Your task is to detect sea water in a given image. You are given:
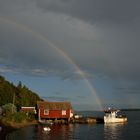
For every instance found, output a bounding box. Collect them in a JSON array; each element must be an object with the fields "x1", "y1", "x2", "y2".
[{"x1": 6, "y1": 111, "x2": 140, "y2": 140}]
